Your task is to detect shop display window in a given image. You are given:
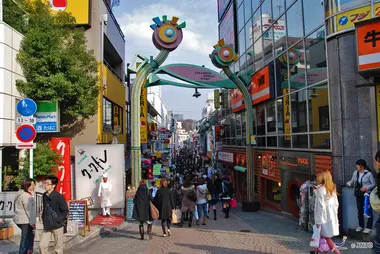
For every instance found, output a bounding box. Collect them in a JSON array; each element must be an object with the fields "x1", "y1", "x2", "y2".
[{"x1": 265, "y1": 179, "x2": 281, "y2": 204}]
